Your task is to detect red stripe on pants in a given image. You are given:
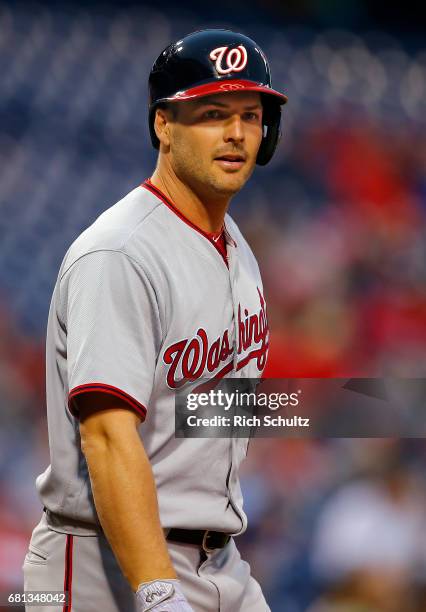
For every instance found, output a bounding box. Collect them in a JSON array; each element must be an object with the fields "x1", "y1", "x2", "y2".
[{"x1": 63, "y1": 534, "x2": 73, "y2": 611}]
